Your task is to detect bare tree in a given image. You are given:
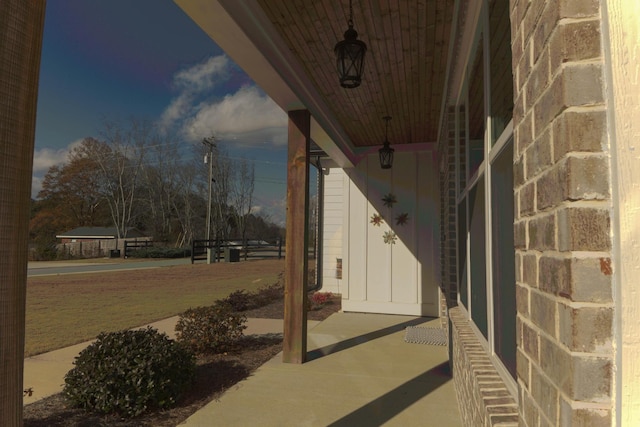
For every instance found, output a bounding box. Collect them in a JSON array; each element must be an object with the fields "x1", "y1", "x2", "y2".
[
  {"x1": 140, "y1": 132, "x2": 182, "y2": 242},
  {"x1": 93, "y1": 119, "x2": 150, "y2": 238},
  {"x1": 172, "y1": 151, "x2": 205, "y2": 247},
  {"x1": 210, "y1": 146, "x2": 232, "y2": 241},
  {"x1": 230, "y1": 158, "x2": 255, "y2": 245}
]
